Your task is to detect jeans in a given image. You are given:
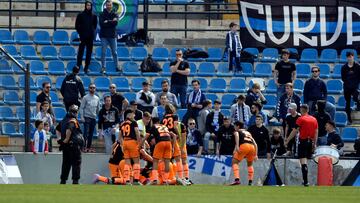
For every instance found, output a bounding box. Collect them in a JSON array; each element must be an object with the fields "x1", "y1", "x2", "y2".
[
  {"x1": 171, "y1": 84, "x2": 188, "y2": 108},
  {"x1": 103, "y1": 128, "x2": 115, "y2": 154},
  {"x1": 228, "y1": 50, "x2": 241, "y2": 72},
  {"x1": 83, "y1": 117, "x2": 96, "y2": 149},
  {"x1": 100, "y1": 37, "x2": 118, "y2": 70},
  {"x1": 76, "y1": 37, "x2": 93, "y2": 70},
  {"x1": 274, "y1": 84, "x2": 286, "y2": 117}
]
